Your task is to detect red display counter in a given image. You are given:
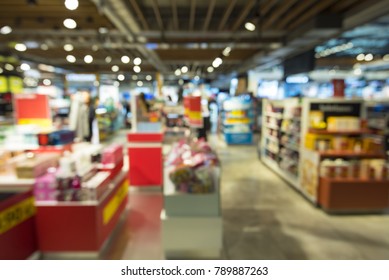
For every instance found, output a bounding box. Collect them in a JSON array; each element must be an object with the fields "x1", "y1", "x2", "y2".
[
  {"x1": 127, "y1": 128, "x2": 163, "y2": 187},
  {"x1": 35, "y1": 171, "x2": 128, "y2": 258},
  {"x1": 0, "y1": 189, "x2": 38, "y2": 260}
]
